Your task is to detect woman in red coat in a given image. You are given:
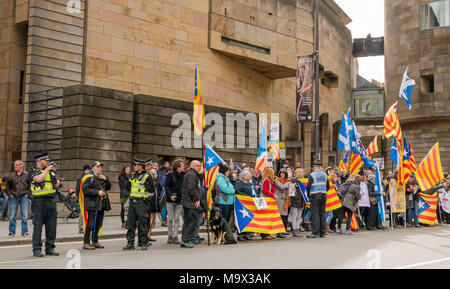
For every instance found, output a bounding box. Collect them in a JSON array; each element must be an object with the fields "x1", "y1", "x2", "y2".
[{"x1": 260, "y1": 168, "x2": 277, "y2": 240}]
